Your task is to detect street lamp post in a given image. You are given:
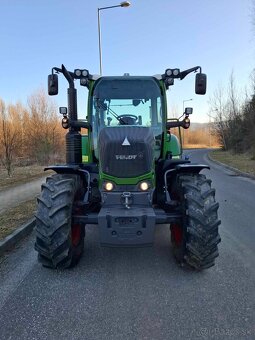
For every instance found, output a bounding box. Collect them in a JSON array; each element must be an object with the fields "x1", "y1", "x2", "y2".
[
  {"x1": 182, "y1": 98, "x2": 193, "y2": 147},
  {"x1": 97, "y1": 1, "x2": 131, "y2": 75}
]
